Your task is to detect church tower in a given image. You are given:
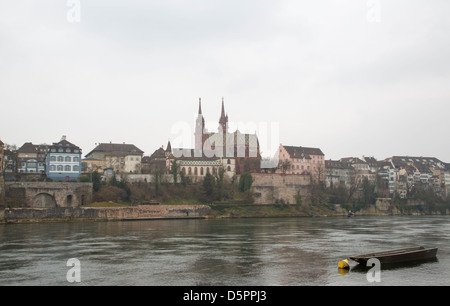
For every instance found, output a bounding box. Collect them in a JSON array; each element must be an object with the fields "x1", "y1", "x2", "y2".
[
  {"x1": 195, "y1": 98, "x2": 205, "y2": 155},
  {"x1": 218, "y1": 97, "x2": 228, "y2": 134}
]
